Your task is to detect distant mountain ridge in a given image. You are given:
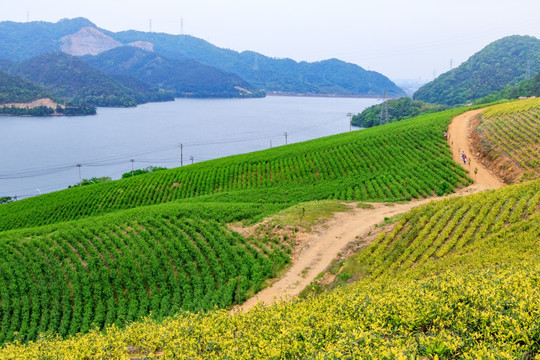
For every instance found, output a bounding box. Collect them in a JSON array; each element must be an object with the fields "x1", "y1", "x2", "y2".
[
  {"x1": 3, "y1": 52, "x2": 173, "y2": 107},
  {"x1": 0, "y1": 18, "x2": 404, "y2": 98},
  {"x1": 414, "y1": 35, "x2": 540, "y2": 105},
  {"x1": 111, "y1": 30, "x2": 405, "y2": 97},
  {"x1": 82, "y1": 46, "x2": 263, "y2": 98}
]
